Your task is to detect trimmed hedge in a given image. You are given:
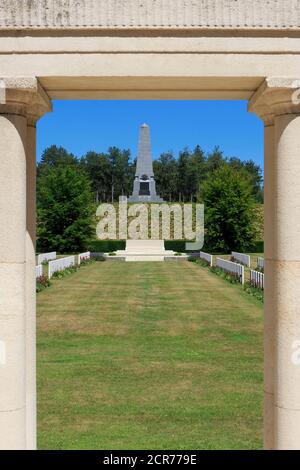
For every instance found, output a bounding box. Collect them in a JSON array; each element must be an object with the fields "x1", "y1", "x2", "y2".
[
  {"x1": 246, "y1": 240, "x2": 264, "y2": 253},
  {"x1": 89, "y1": 239, "x2": 189, "y2": 253},
  {"x1": 88, "y1": 239, "x2": 264, "y2": 254},
  {"x1": 165, "y1": 240, "x2": 188, "y2": 253},
  {"x1": 165, "y1": 240, "x2": 231, "y2": 253},
  {"x1": 88, "y1": 240, "x2": 126, "y2": 252}
]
